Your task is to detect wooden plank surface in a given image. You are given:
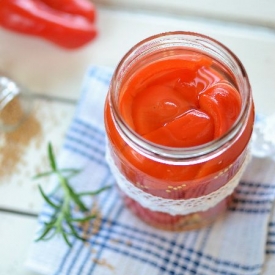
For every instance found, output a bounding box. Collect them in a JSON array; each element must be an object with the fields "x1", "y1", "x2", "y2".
[
  {"x1": 0, "y1": 97, "x2": 75, "y2": 214},
  {"x1": 94, "y1": 0, "x2": 275, "y2": 27},
  {"x1": 0, "y1": 212, "x2": 39, "y2": 275}
]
